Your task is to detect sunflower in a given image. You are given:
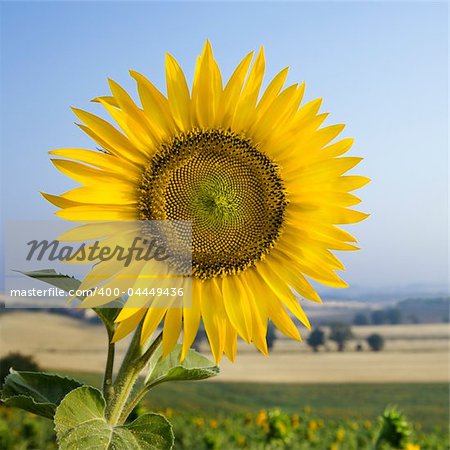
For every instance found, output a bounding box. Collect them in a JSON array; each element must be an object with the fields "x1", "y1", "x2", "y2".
[{"x1": 43, "y1": 41, "x2": 369, "y2": 363}]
